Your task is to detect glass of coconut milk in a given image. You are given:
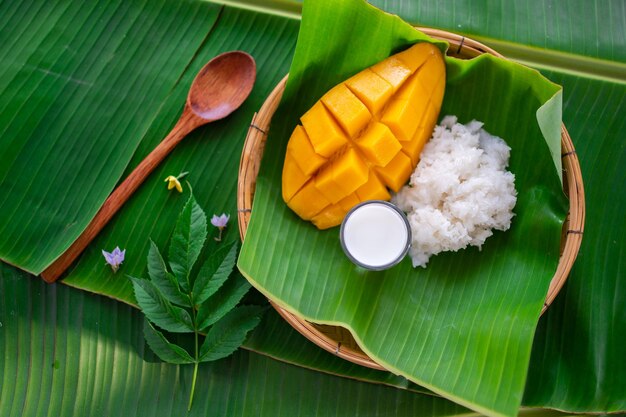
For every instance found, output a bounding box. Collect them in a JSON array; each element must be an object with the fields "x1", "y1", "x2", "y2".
[{"x1": 340, "y1": 200, "x2": 411, "y2": 270}]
